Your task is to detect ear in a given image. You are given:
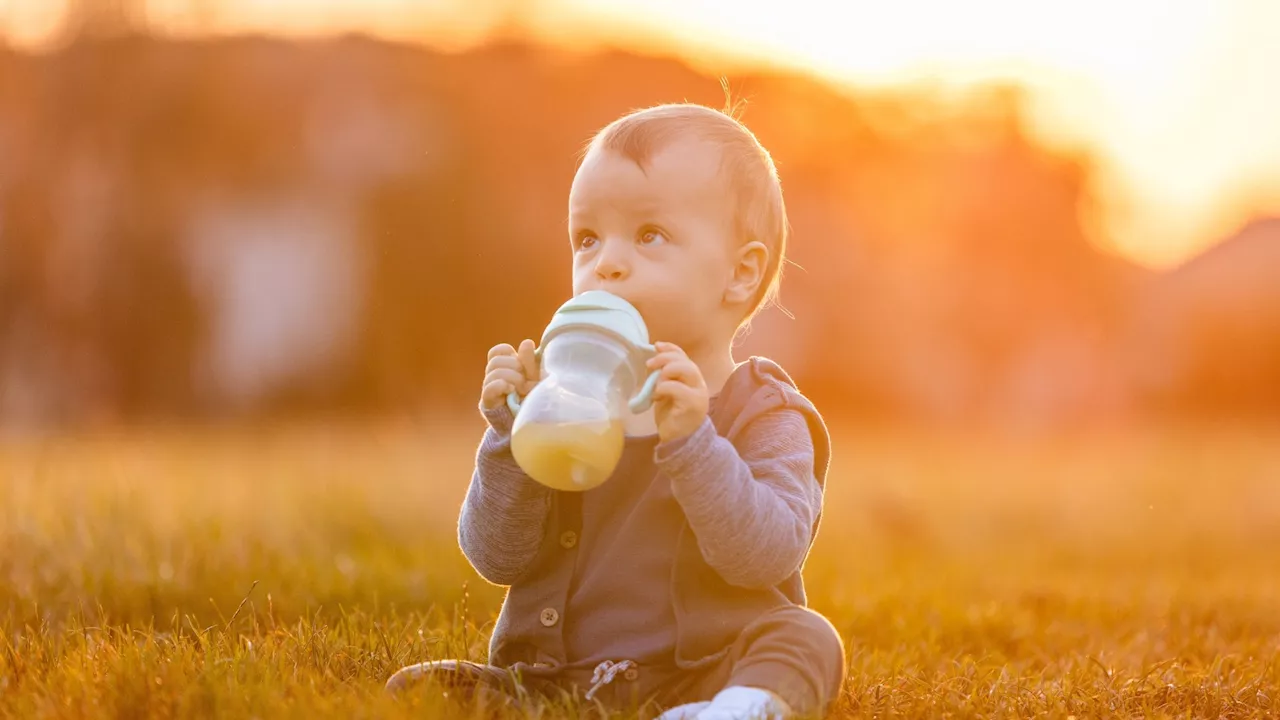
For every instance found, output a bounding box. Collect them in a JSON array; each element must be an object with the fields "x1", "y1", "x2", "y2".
[{"x1": 723, "y1": 240, "x2": 769, "y2": 306}]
